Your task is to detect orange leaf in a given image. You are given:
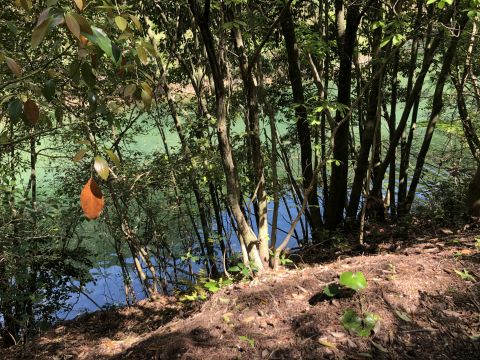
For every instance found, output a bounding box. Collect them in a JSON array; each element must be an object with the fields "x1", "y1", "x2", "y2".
[
  {"x1": 24, "y1": 99, "x2": 39, "y2": 126},
  {"x1": 80, "y1": 177, "x2": 104, "y2": 220}
]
